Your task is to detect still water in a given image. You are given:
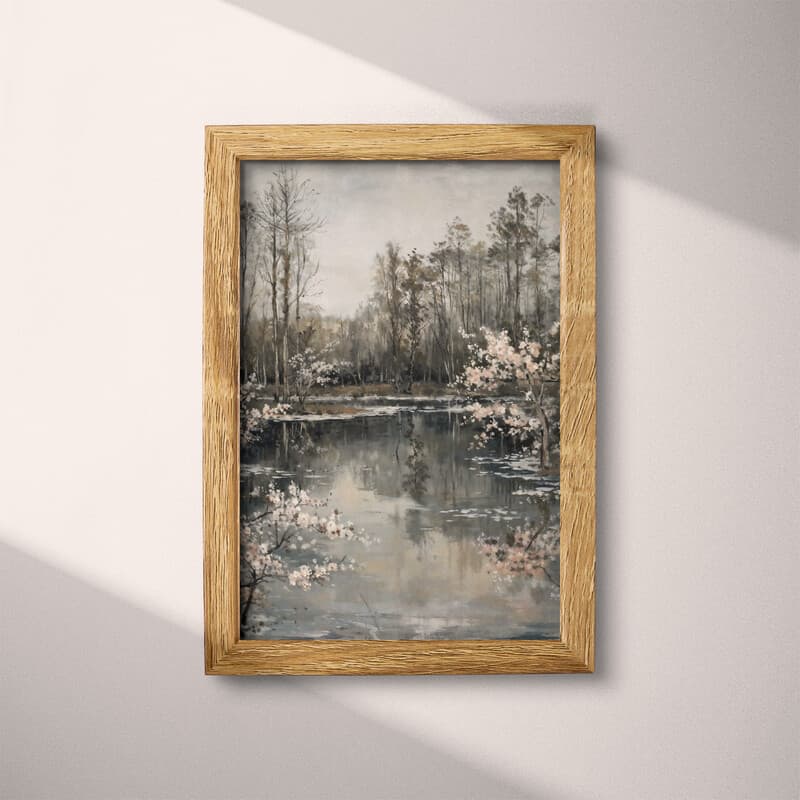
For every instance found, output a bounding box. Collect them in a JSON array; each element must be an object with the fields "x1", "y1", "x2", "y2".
[{"x1": 240, "y1": 398, "x2": 559, "y2": 640}]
